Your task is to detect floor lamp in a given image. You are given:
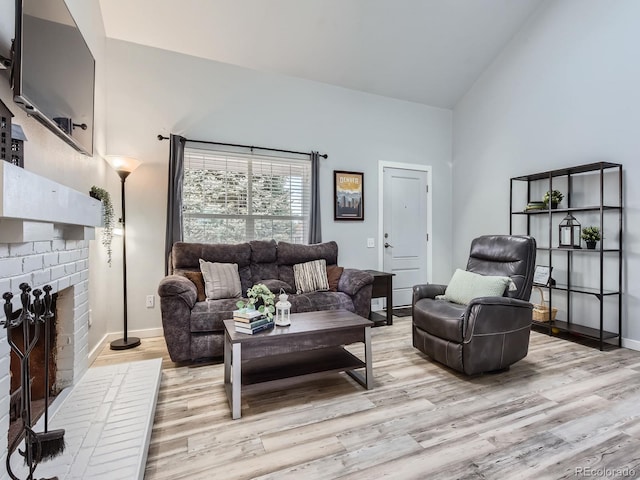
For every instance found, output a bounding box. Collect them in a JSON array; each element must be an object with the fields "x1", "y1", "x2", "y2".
[{"x1": 105, "y1": 155, "x2": 142, "y2": 350}]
